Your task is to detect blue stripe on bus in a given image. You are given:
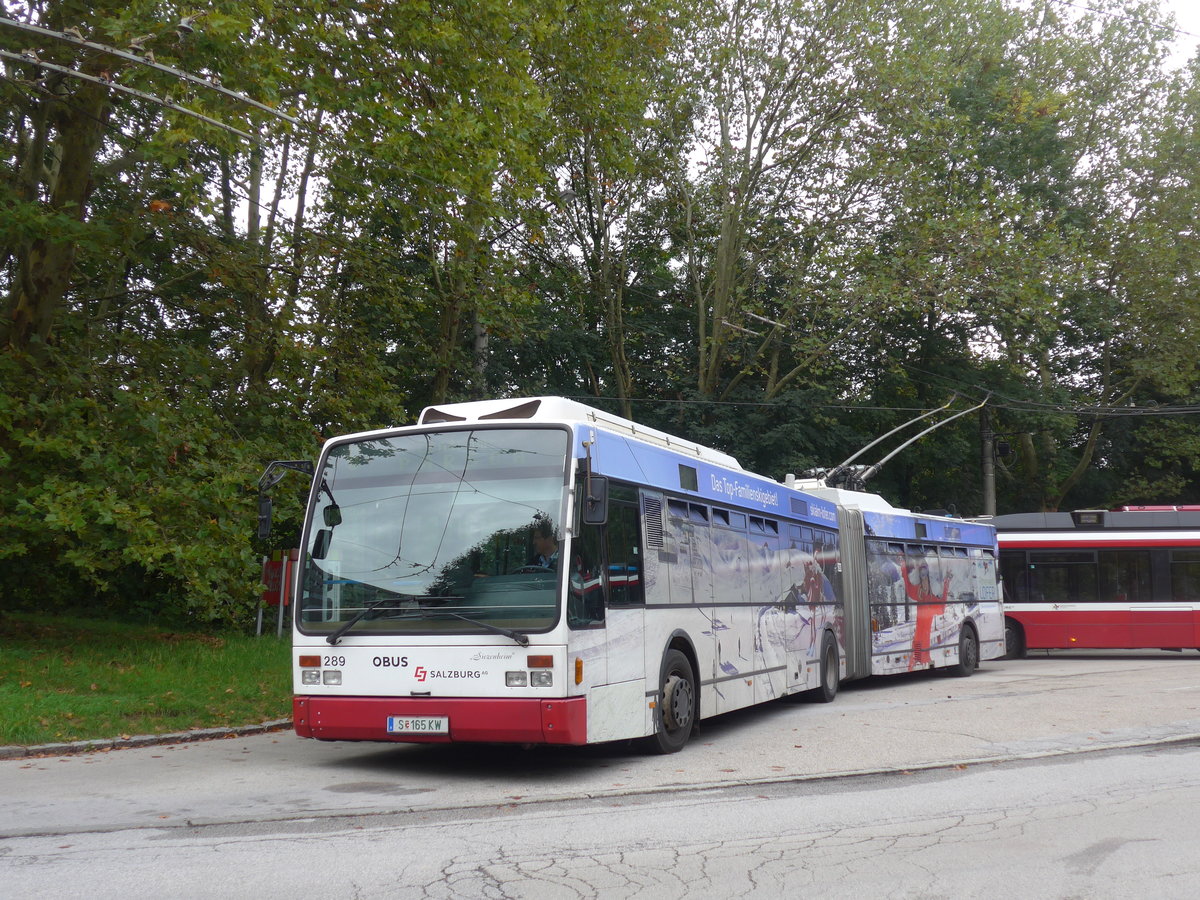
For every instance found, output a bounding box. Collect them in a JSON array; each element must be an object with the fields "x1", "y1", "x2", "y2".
[{"x1": 582, "y1": 429, "x2": 839, "y2": 527}]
